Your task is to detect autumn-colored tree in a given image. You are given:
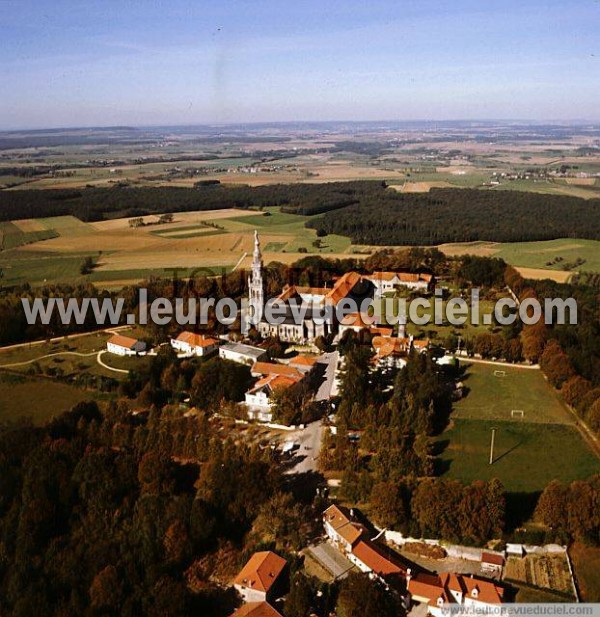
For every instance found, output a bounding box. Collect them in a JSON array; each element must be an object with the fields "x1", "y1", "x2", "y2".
[
  {"x1": 540, "y1": 340, "x2": 576, "y2": 388},
  {"x1": 89, "y1": 565, "x2": 123, "y2": 612},
  {"x1": 251, "y1": 492, "x2": 305, "y2": 551},
  {"x1": 486, "y1": 478, "x2": 506, "y2": 536},
  {"x1": 164, "y1": 520, "x2": 191, "y2": 565},
  {"x1": 137, "y1": 451, "x2": 172, "y2": 494},
  {"x1": 503, "y1": 338, "x2": 523, "y2": 363},
  {"x1": 520, "y1": 322, "x2": 548, "y2": 363},
  {"x1": 562, "y1": 376, "x2": 592, "y2": 409},
  {"x1": 535, "y1": 479, "x2": 569, "y2": 530},
  {"x1": 370, "y1": 481, "x2": 409, "y2": 530},
  {"x1": 568, "y1": 479, "x2": 600, "y2": 544},
  {"x1": 585, "y1": 398, "x2": 600, "y2": 433}
]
